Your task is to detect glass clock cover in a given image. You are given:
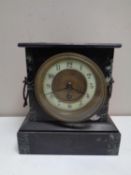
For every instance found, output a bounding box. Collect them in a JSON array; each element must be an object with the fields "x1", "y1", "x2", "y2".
[{"x1": 35, "y1": 52, "x2": 107, "y2": 122}]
